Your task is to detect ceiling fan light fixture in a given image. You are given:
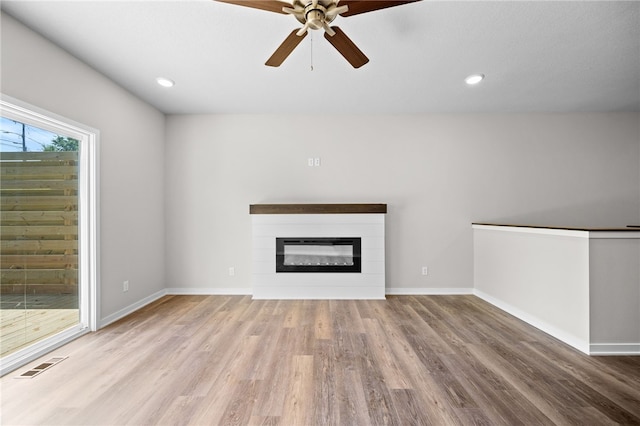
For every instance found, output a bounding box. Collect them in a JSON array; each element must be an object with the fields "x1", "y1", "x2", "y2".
[
  {"x1": 216, "y1": 0, "x2": 422, "y2": 68},
  {"x1": 156, "y1": 77, "x2": 175, "y2": 88},
  {"x1": 465, "y1": 74, "x2": 485, "y2": 85}
]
